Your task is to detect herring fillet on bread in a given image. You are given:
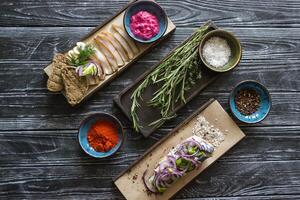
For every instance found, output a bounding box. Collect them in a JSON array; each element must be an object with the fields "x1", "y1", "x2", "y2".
[{"x1": 143, "y1": 136, "x2": 214, "y2": 194}]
